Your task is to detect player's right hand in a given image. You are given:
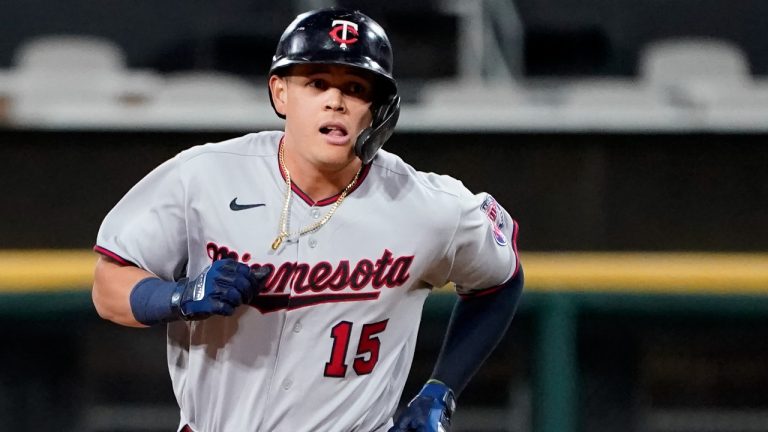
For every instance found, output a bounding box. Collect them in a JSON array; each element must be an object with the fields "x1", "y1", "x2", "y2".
[{"x1": 173, "y1": 259, "x2": 271, "y2": 320}]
